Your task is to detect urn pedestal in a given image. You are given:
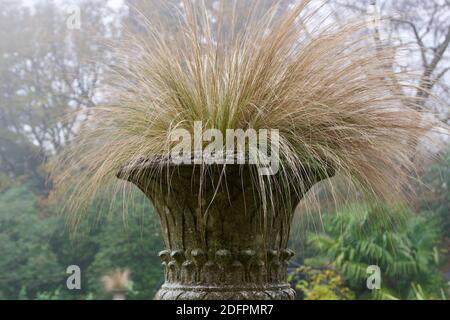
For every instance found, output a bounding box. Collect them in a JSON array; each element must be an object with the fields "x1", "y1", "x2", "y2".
[{"x1": 118, "y1": 159, "x2": 328, "y2": 300}]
